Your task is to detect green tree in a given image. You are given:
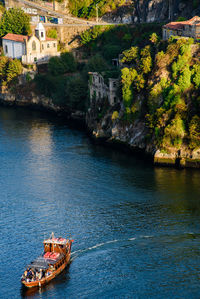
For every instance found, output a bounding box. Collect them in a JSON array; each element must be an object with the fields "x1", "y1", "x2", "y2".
[
  {"x1": 0, "y1": 8, "x2": 31, "y2": 37},
  {"x1": 48, "y1": 56, "x2": 65, "y2": 76},
  {"x1": 189, "y1": 115, "x2": 200, "y2": 148},
  {"x1": 60, "y1": 52, "x2": 77, "y2": 73},
  {"x1": 121, "y1": 67, "x2": 137, "y2": 107},
  {"x1": 6, "y1": 59, "x2": 22, "y2": 83},
  {"x1": 163, "y1": 115, "x2": 185, "y2": 147},
  {"x1": 120, "y1": 46, "x2": 139, "y2": 64},
  {"x1": 140, "y1": 45, "x2": 152, "y2": 74},
  {"x1": 66, "y1": 75, "x2": 88, "y2": 110},
  {"x1": 86, "y1": 54, "x2": 109, "y2": 72},
  {"x1": 47, "y1": 29, "x2": 58, "y2": 39},
  {"x1": 0, "y1": 56, "x2": 8, "y2": 81}
]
